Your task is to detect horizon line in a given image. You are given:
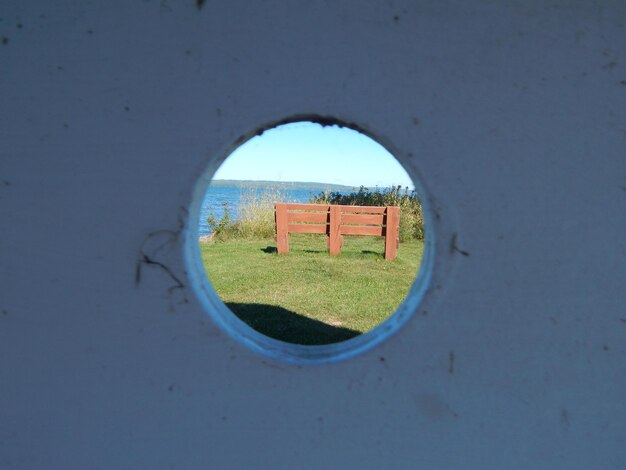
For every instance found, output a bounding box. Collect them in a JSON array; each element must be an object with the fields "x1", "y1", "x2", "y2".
[{"x1": 211, "y1": 178, "x2": 415, "y2": 189}]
